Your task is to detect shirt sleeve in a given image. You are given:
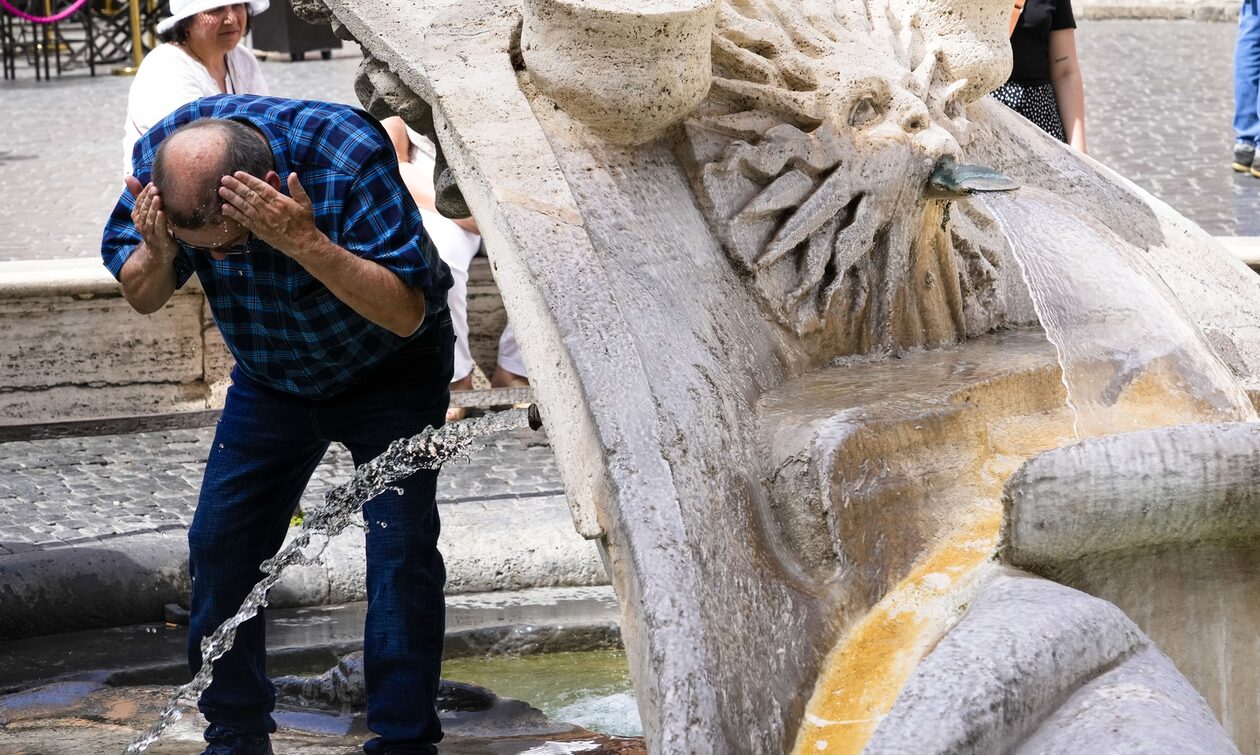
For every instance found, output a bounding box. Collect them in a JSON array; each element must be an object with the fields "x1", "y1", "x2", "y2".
[
  {"x1": 336, "y1": 150, "x2": 442, "y2": 295},
  {"x1": 1051, "y1": 0, "x2": 1076, "y2": 30}
]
